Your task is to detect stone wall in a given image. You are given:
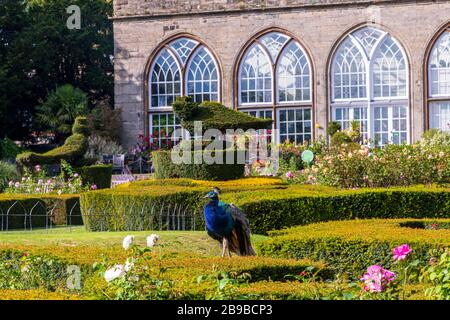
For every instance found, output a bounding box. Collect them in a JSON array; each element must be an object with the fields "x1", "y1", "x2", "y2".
[
  {"x1": 113, "y1": 0, "x2": 450, "y2": 148},
  {"x1": 113, "y1": 0, "x2": 412, "y2": 18}
]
